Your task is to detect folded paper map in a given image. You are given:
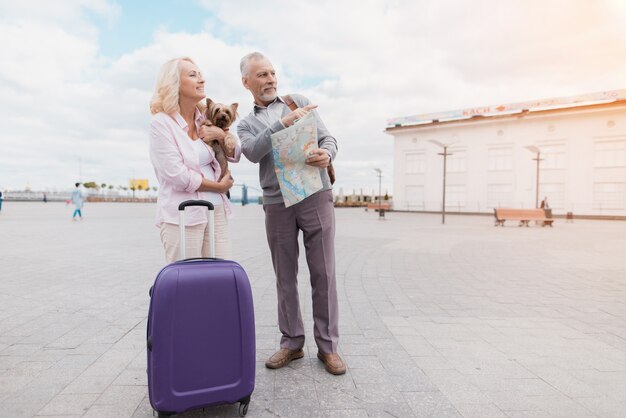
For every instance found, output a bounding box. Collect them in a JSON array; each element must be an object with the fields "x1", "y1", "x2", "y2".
[{"x1": 270, "y1": 113, "x2": 323, "y2": 207}]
